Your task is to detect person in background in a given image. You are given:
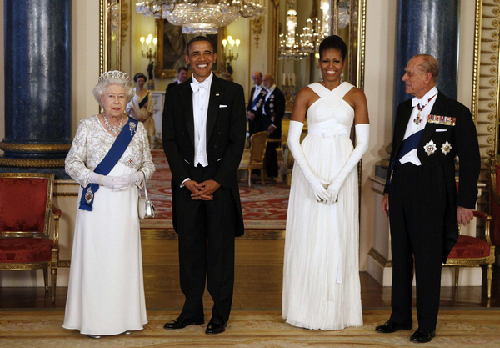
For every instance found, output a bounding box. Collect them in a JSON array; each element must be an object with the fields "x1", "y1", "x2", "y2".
[
  {"x1": 246, "y1": 71, "x2": 266, "y2": 136},
  {"x1": 63, "y1": 70, "x2": 155, "y2": 338},
  {"x1": 167, "y1": 67, "x2": 188, "y2": 91},
  {"x1": 127, "y1": 73, "x2": 156, "y2": 147},
  {"x1": 261, "y1": 73, "x2": 285, "y2": 181}
]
